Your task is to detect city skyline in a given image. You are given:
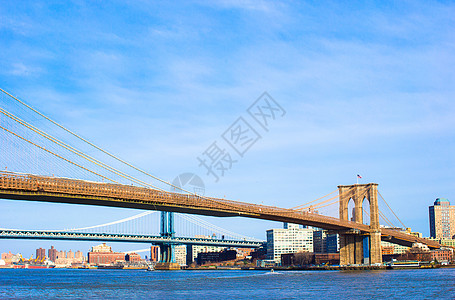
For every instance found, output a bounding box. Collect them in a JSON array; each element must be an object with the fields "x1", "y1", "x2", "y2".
[{"x1": 1, "y1": 1, "x2": 454, "y2": 256}]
